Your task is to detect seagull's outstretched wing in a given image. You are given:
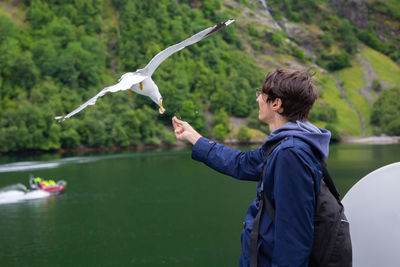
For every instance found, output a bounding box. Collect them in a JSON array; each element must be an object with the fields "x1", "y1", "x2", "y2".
[
  {"x1": 55, "y1": 73, "x2": 147, "y2": 121},
  {"x1": 144, "y1": 19, "x2": 235, "y2": 76}
]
